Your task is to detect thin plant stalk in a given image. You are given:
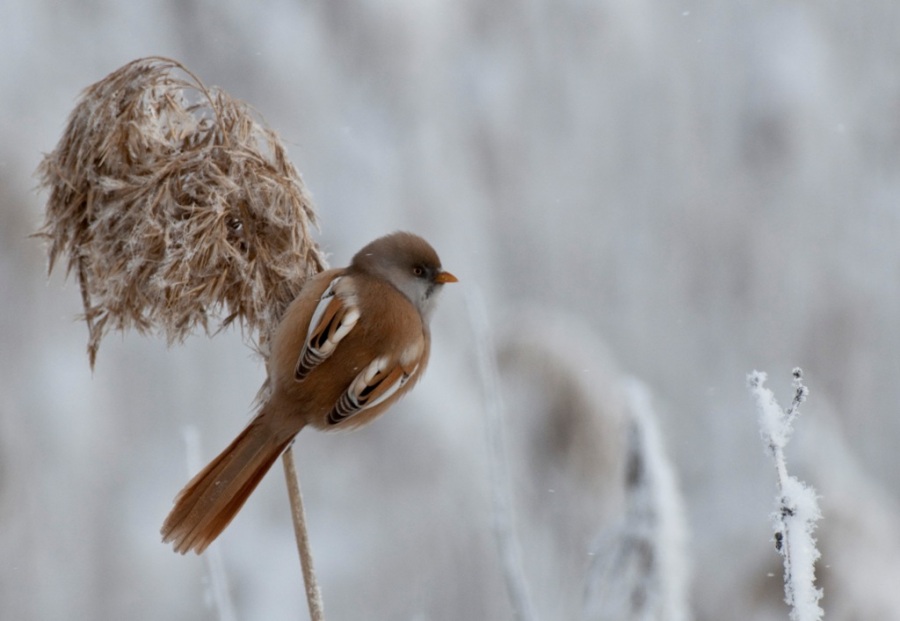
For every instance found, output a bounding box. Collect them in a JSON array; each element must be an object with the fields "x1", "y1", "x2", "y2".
[
  {"x1": 282, "y1": 447, "x2": 326, "y2": 621},
  {"x1": 182, "y1": 426, "x2": 238, "y2": 621},
  {"x1": 466, "y1": 289, "x2": 537, "y2": 621}
]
